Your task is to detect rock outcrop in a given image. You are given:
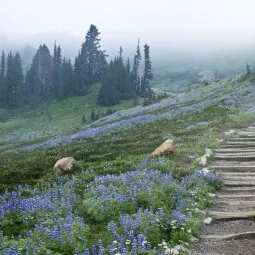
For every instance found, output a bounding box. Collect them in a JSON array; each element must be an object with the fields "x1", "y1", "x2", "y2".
[
  {"x1": 54, "y1": 157, "x2": 76, "y2": 174},
  {"x1": 151, "y1": 139, "x2": 177, "y2": 157}
]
